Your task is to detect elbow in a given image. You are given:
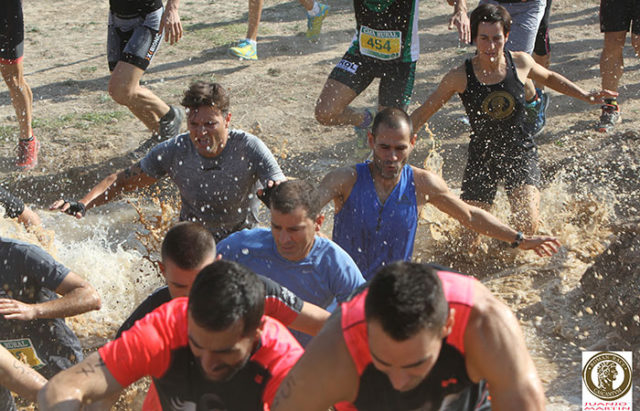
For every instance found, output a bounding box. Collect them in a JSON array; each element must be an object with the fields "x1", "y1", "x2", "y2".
[{"x1": 38, "y1": 379, "x2": 84, "y2": 410}]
